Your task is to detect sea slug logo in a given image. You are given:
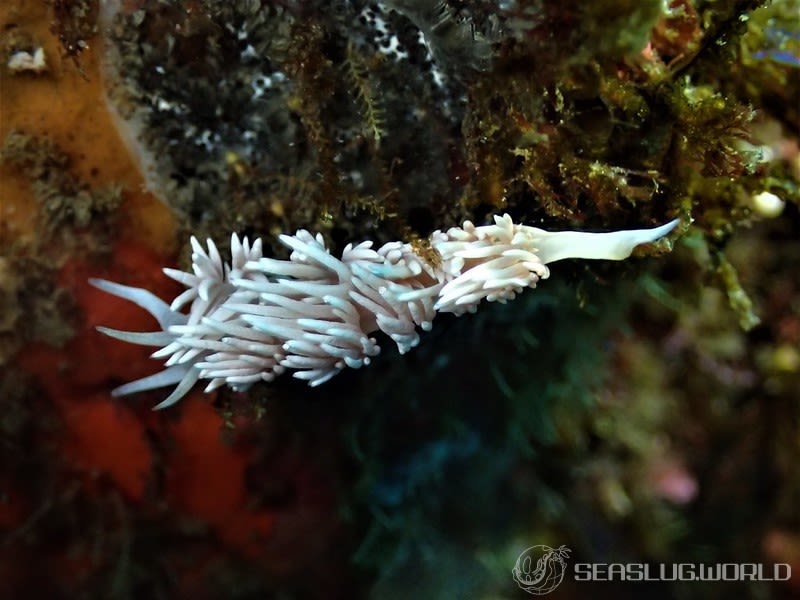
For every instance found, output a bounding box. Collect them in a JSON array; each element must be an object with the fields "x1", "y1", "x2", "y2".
[
  {"x1": 512, "y1": 544, "x2": 571, "y2": 595},
  {"x1": 511, "y1": 543, "x2": 792, "y2": 593}
]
